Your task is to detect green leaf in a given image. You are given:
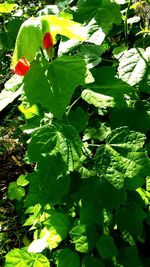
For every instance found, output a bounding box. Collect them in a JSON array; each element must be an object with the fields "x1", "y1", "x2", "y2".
[
  {"x1": 27, "y1": 123, "x2": 83, "y2": 171},
  {"x1": 24, "y1": 56, "x2": 93, "y2": 118},
  {"x1": 8, "y1": 182, "x2": 25, "y2": 202},
  {"x1": 99, "y1": 180, "x2": 127, "y2": 210},
  {"x1": 40, "y1": 210, "x2": 70, "y2": 250},
  {"x1": 119, "y1": 247, "x2": 141, "y2": 267},
  {"x1": 78, "y1": 44, "x2": 103, "y2": 68},
  {"x1": 4, "y1": 248, "x2": 50, "y2": 267},
  {"x1": 11, "y1": 17, "x2": 42, "y2": 69},
  {"x1": 95, "y1": 127, "x2": 150, "y2": 190},
  {"x1": 5, "y1": 17, "x2": 24, "y2": 48},
  {"x1": 116, "y1": 203, "x2": 146, "y2": 236},
  {"x1": 82, "y1": 254, "x2": 105, "y2": 267},
  {"x1": 82, "y1": 67, "x2": 137, "y2": 109},
  {"x1": 109, "y1": 101, "x2": 150, "y2": 134},
  {"x1": 76, "y1": 0, "x2": 121, "y2": 34},
  {"x1": 68, "y1": 107, "x2": 88, "y2": 133},
  {"x1": 25, "y1": 155, "x2": 70, "y2": 206},
  {"x1": 55, "y1": 248, "x2": 80, "y2": 267},
  {"x1": 97, "y1": 235, "x2": 118, "y2": 259},
  {"x1": 118, "y1": 47, "x2": 150, "y2": 86},
  {"x1": 80, "y1": 178, "x2": 104, "y2": 225},
  {"x1": 17, "y1": 174, "x2": 29, "y2": 187},
  {"x1": 0, "y1": 2, "x2": 16, "y2": 13},
  {"x1": 70, "y1": 222, "x2": 98, "y2": 253}
]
